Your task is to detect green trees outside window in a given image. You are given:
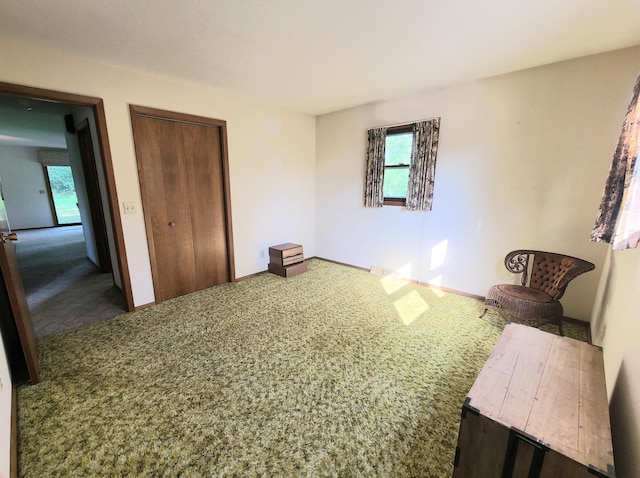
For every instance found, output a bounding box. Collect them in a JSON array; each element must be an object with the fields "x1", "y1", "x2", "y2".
[
  {"x1": 45, "y1": 165, "x2": 81, "y2": 224},
  {"x1": 383, "y1": 131, "x2": 412, "y2": 201}
]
